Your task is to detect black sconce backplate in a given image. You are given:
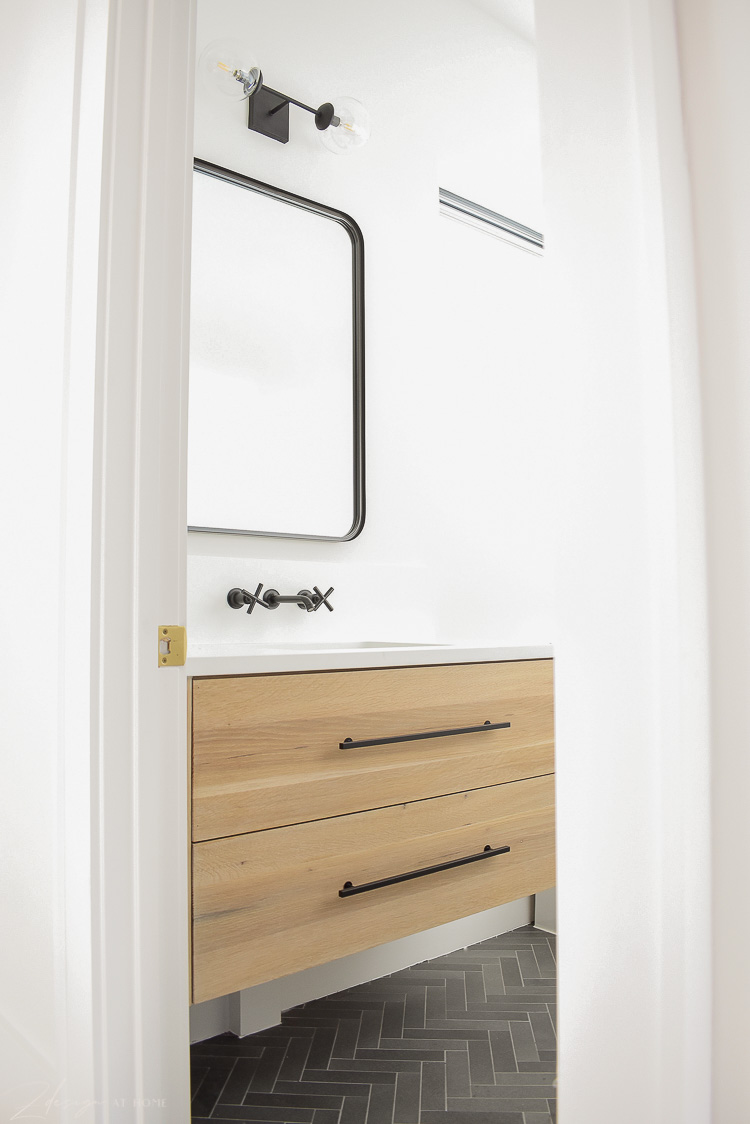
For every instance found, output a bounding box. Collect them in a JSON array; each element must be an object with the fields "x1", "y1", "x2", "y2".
[{"x1": 247, "y1": 86, "x2": 290, "y2": 143}]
